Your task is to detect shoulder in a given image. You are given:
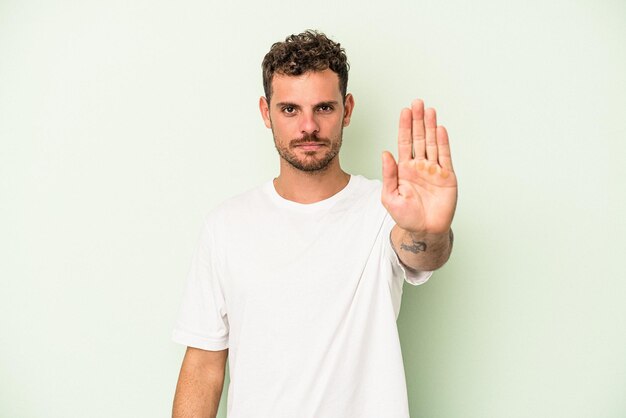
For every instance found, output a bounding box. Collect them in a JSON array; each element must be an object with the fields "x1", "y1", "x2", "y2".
[
  {"x1": 202, "y1": 180, "x2": 272, "y2": 228},
  {"x1": 354, "y1": 174, "x2": 382, "y2": 192},
  {"x1": 347, "y1": 174, "x2": 383, "y2": 204},
  {"x1": 328, "y1": 175, "x2": 387, "y2": 222}
]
